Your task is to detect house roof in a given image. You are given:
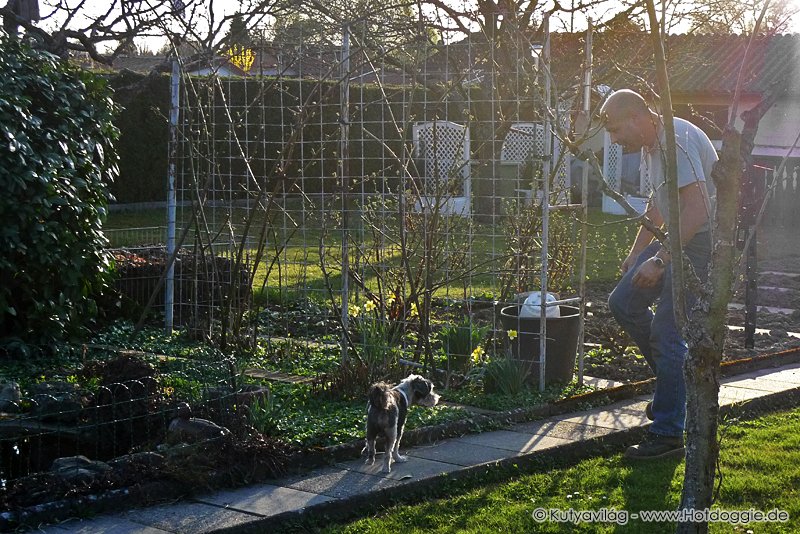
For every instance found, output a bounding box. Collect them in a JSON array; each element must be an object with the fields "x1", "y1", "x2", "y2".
[
  {"x1": 432, "y1": 31, "x2": 800, "y2": 98},
  {"x1": 570, "y1": 31, "x2": 800, "y2": 99},
  {"x1": 111, "y1": 56, "x2": 171, "y2": 74},
  {"x1": 96, "y1": 46, "x2": 409, "y2": 84},
  {"x1": 584, "y1": 32, "x2": 800, "y2": 98}
]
